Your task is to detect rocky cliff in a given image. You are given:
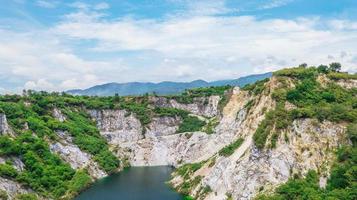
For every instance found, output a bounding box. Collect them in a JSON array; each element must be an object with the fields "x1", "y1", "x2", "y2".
[{"x1": 0, "y1": 67, "x2": 355, "y2": 200}]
